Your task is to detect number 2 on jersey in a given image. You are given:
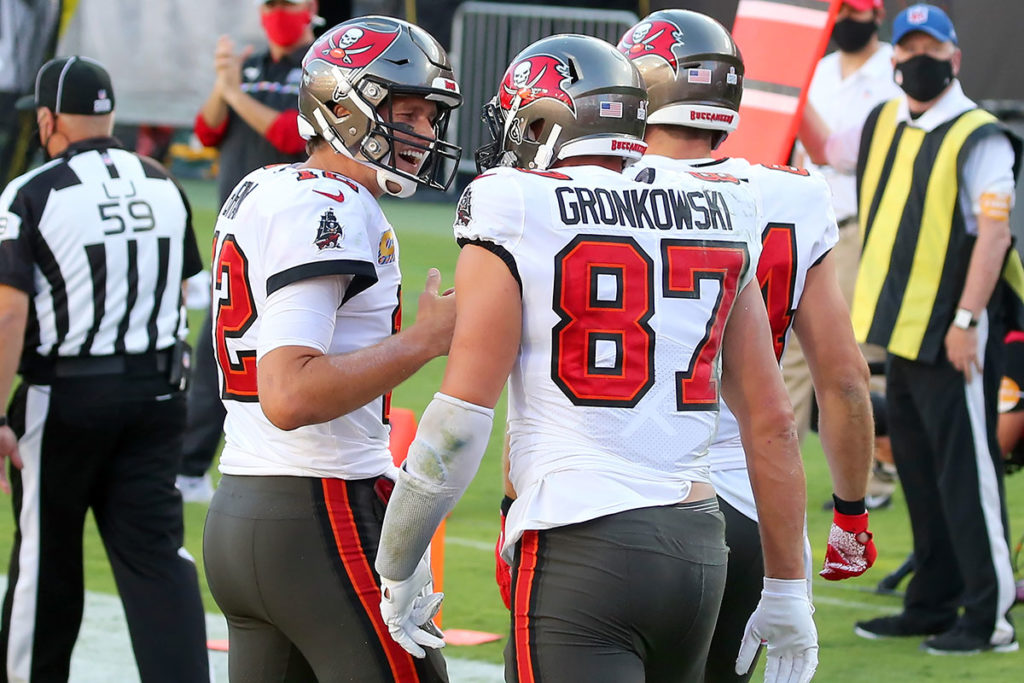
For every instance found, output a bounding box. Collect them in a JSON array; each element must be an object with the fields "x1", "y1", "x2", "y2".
[
  {"x1": 214, "y1": 233, "x2": 259, "y2": 401},
  {"x1": 552, "y1": 235, "x2": 747, "y2": 410}
]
